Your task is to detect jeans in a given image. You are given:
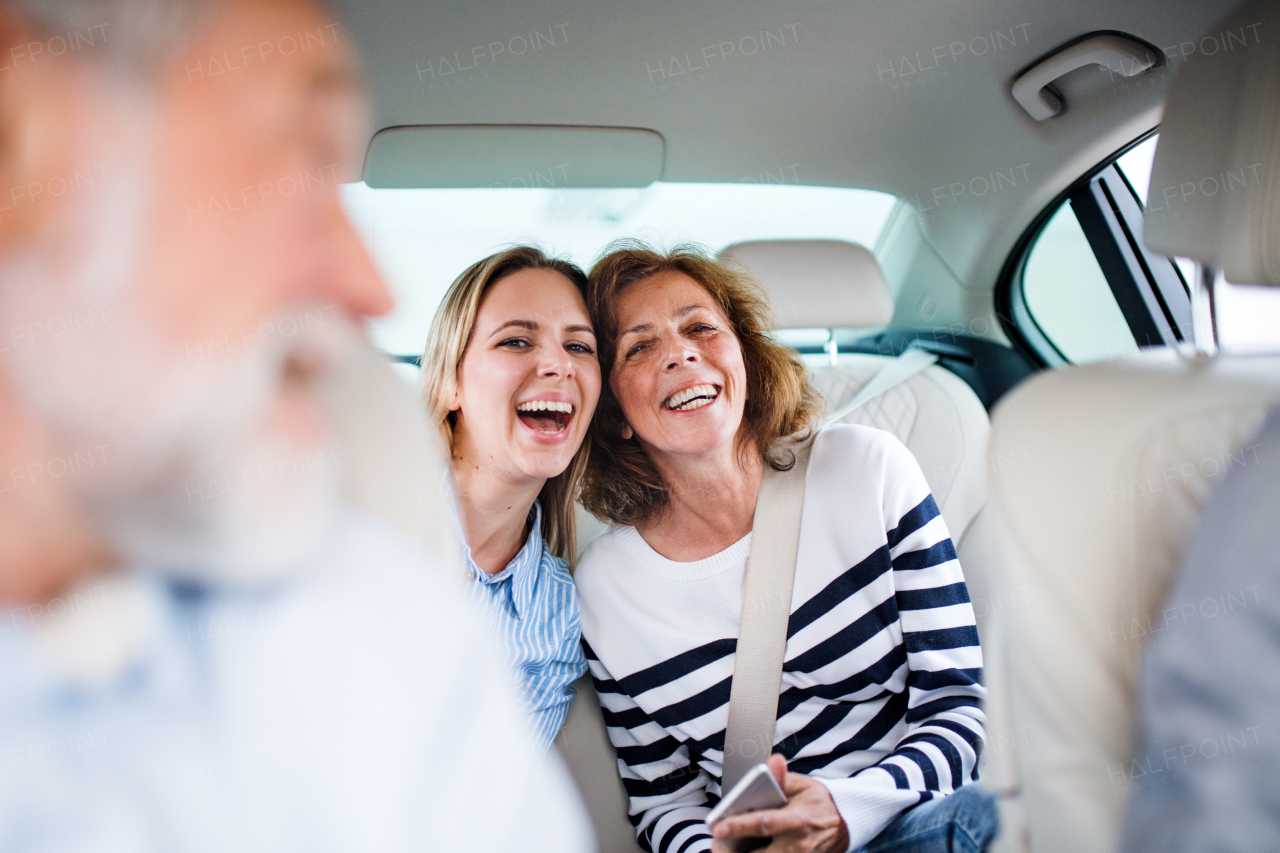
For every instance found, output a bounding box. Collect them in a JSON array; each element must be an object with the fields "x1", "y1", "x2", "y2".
[{"x1": 854, "y1": 785, "x2": 999, "y2": 853}]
